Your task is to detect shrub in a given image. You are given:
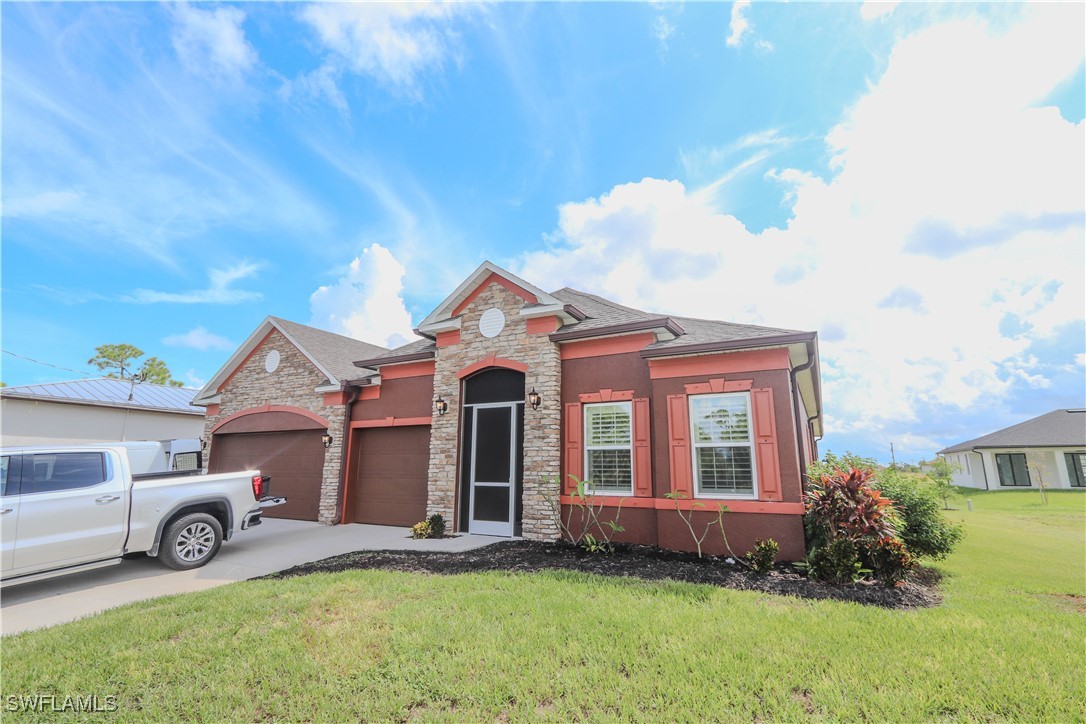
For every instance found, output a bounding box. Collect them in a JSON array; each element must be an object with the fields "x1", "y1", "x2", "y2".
[
  {"x1": 870, "y1": 470, "x2": 963, "y2": 560},
  {"x1": 745, "y1": 538, "x2": 779, "y2": 574},
  {"x1": 803, "y1": 466, "x2": 899, "y2": 548},
  {"x1": 807, "y1": 538, "x2": 863, "y2": 584},
  {"x1": 866, "y1": 537, "x2": 914, "y2": 587},
  {"x1": 410, "y1": 520, "x2": 432, "y2": 540},
  {"x1": 427, "y1": 514, "x2": 447, "y2": 538}
]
